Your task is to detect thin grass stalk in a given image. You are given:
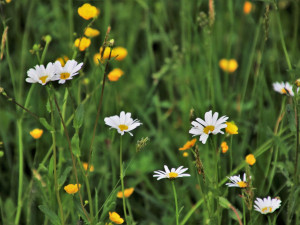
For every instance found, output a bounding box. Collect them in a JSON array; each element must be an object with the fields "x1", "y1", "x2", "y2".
[
  {"x1": 49, "y1": 95, "x2": 64, "y2": 225},
  {"x1": 52, "y1": 93, "x2": 90, "y2": 222},
  {"x1": 86, "y1": 27, "x2": 112, "y2": 174}
]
